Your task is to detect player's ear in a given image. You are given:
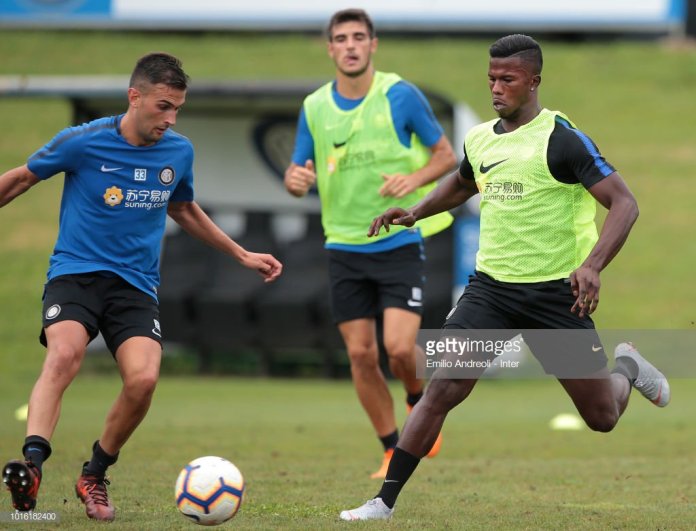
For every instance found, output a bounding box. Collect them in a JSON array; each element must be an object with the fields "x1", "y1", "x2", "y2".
[
  {"x1": 127, "y1": 87, "x2": 141, "y2": 108},
  {"x1": 531, "y1": 74, "x2": 541, "y2": 91},
  {"x1": 326, "y1": 31, "x2": 335, "y2": 56}
]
